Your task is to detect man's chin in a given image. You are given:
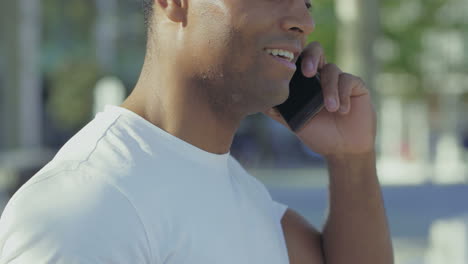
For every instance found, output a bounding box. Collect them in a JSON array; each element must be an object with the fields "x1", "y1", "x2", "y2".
[
  {"x1": 242, "y1": 82, "x2": 289, "y2": 115},
  {"x1": 270, "y1": 82, "x2": 290, "y2": 105}
]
